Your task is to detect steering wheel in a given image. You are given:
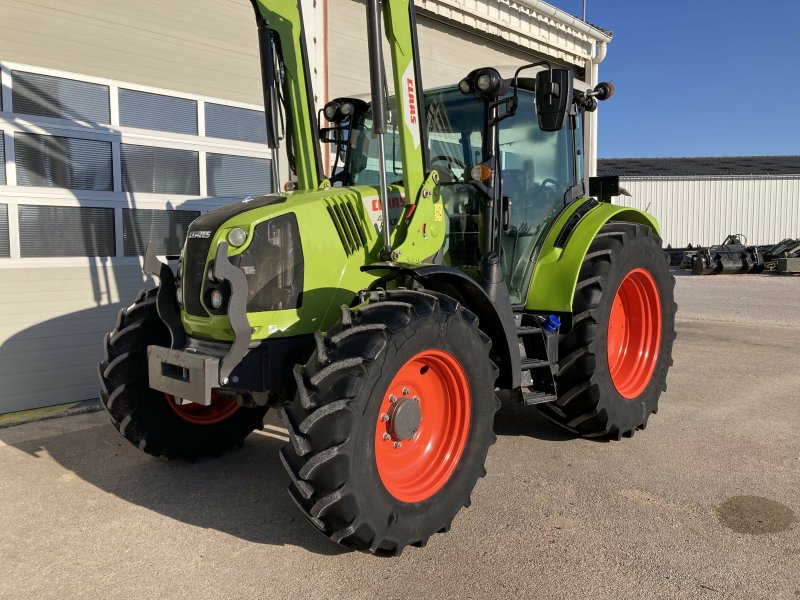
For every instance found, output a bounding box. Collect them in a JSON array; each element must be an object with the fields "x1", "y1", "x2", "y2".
[
  {"x1": 540, "y1": 178, "x2": 560, "y2": 189},
  {"x1": 431, "y1": 154, "x2": 468, "y2": 182}
]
